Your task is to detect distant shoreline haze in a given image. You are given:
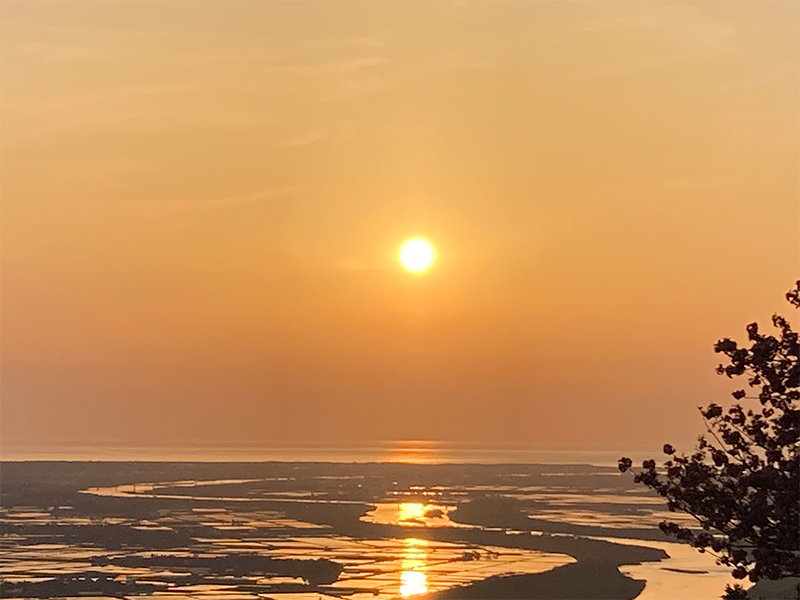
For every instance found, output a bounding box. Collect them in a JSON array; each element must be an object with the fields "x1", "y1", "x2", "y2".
[{"x1": 0, "y1": 441, "x2": 671, "y2": 466}]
